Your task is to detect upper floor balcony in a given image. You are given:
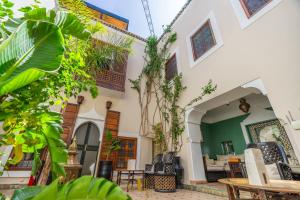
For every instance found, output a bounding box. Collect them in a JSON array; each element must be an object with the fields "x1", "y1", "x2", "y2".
[
  {"x1": 90, "y1": 39, "x2": 129, "y2": 94},
  {"x1": 95, "y1": 57, "x2": 128, "y2": 92}
]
